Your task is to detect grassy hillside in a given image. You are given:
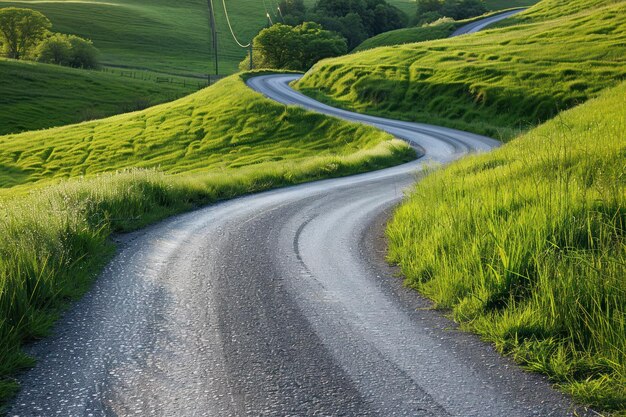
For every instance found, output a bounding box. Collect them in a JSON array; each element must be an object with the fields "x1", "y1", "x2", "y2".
[
  {"x1": 387, "y1": 80, "x2": 625, "y2": 413},
  {"x1": 0, "y1": 0, "x2": 268, "y2": 75},
  {"x1": 354, "y1": 9, "x2": 525, "y2": 52},
  {"x1": 0, "y1": 73, "x2": 412, "y2": 192},
  {"x1": 354, "y1": 0, "x2": 540, "y2": 52},
  {"x1": 484, "y1": 0, "x2": 538, "y2": 8},
  {"x1": 297, "y1": 0, "x2": 626, "y2": 140},
  {"x1": 0, "y1": 59, "x2": 197, "y2": 135},
  {"x1": 0, "y1": 72, "x2": 414, "y2": 404},
  {"x1": 354, "y1": 19, "x2": 457, "y2": 52}
]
